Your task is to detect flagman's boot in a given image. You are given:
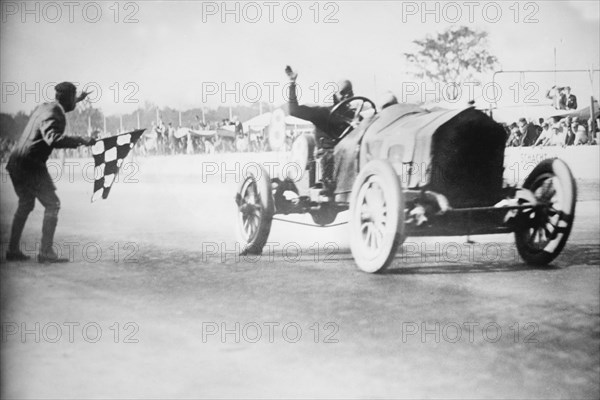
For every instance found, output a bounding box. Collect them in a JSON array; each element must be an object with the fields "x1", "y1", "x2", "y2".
[
  {"x1": 38, "y1": 215, "x2": 68, "y2": 263},
  {"x1": 6, "y1": 250, "x2": 30, "y2": 261},
  {"x1": 7, "y1": 212, "x2": 31, "y2": 261}
]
